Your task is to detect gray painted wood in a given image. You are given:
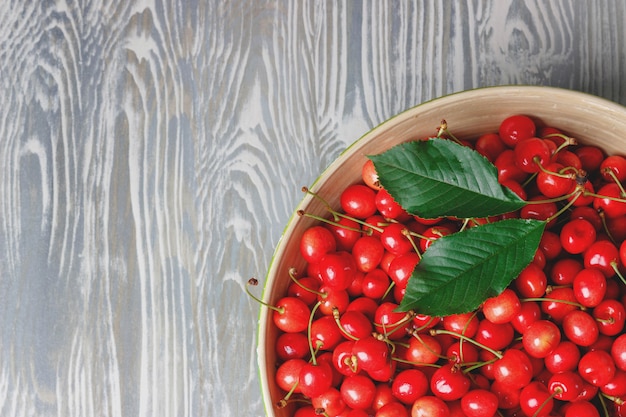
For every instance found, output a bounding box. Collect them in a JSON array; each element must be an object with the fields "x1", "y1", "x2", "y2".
[{"x1": 0, "y1": 1, "x2": 624, "y2": 416}]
